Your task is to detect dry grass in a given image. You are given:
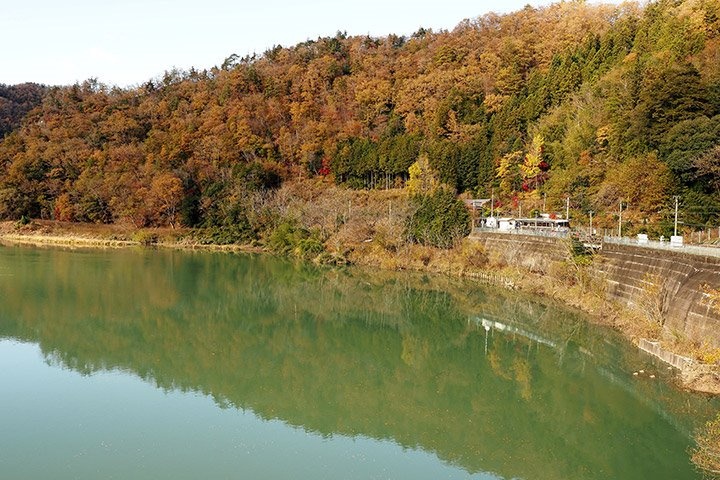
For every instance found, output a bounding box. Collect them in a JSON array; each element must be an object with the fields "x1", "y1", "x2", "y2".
[
  {"x1": 0, "y1": 220, "x2": 137, "y2": 248},
  {"x1": 1, "y1": 219, "x2": 134, "y2": 238},
  {"x1": 0, "y1": 219, "x2": 262, "y2": 252}
]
